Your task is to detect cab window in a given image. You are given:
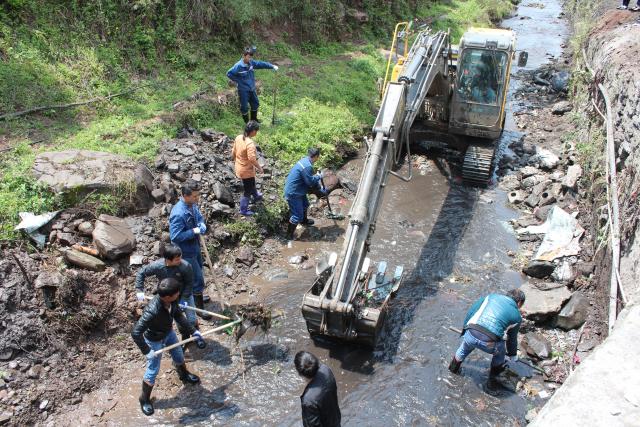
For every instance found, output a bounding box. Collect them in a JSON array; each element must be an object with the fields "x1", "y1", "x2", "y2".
[{"x1": 457, "y1": 49, "x2": 507, "y2": 105}]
